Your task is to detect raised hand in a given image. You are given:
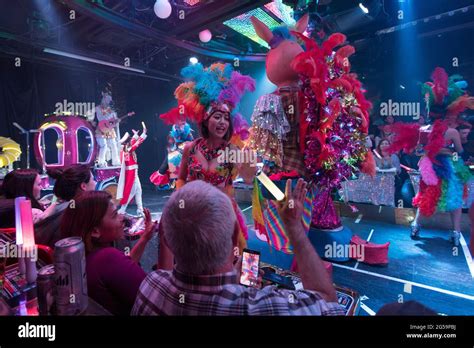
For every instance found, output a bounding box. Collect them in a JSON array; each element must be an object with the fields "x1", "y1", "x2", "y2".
[
  {"x1": 277, "y1": 178, "x2": 307, "y2": 228},
  {"x1": 141, "y1": 208, "x2": 157, "y2": 242}
]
